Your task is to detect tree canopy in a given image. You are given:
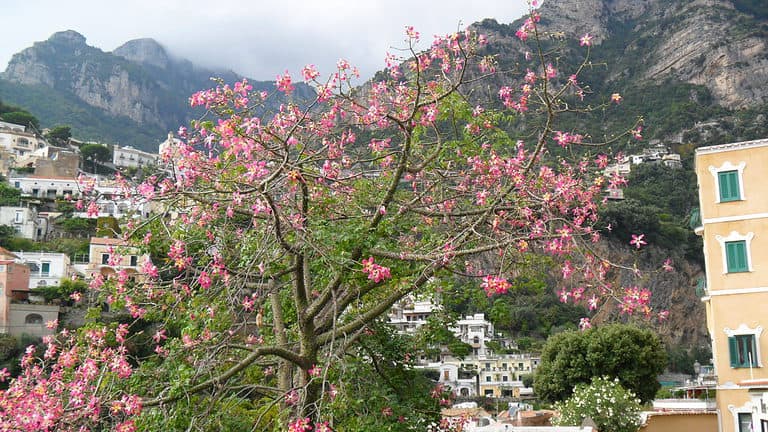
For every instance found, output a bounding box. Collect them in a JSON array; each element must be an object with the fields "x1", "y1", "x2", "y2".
[
  {"x1": 534, "y1": 324, "x2": 667, "y2": 403},
  {"x1": 0, "y1": 11, "x2": 660, "y2": 432},
  {"x1": 44, "y1": 125, "x2": 73, "y2": 146}
]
